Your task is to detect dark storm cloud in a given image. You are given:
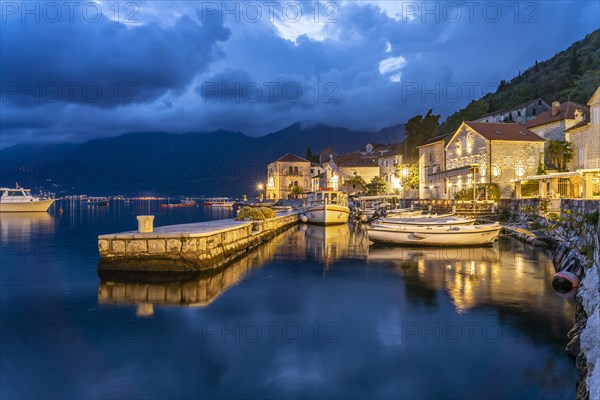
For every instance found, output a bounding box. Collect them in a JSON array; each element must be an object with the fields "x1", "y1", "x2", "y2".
[
  {"x1": 0, "y1": 1, "x2": 598, "y2": 147},
  {"x1": 1, "y1": 8, "x2": 230, "y2": 107}
]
